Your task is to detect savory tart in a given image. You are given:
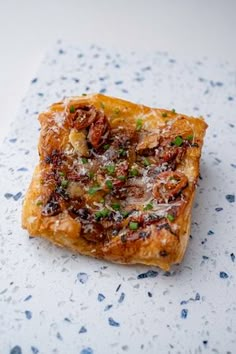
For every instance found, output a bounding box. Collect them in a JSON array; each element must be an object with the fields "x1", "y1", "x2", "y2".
[{"x1": 22, "y1": 94, "x2": 207, "y2": 270}]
